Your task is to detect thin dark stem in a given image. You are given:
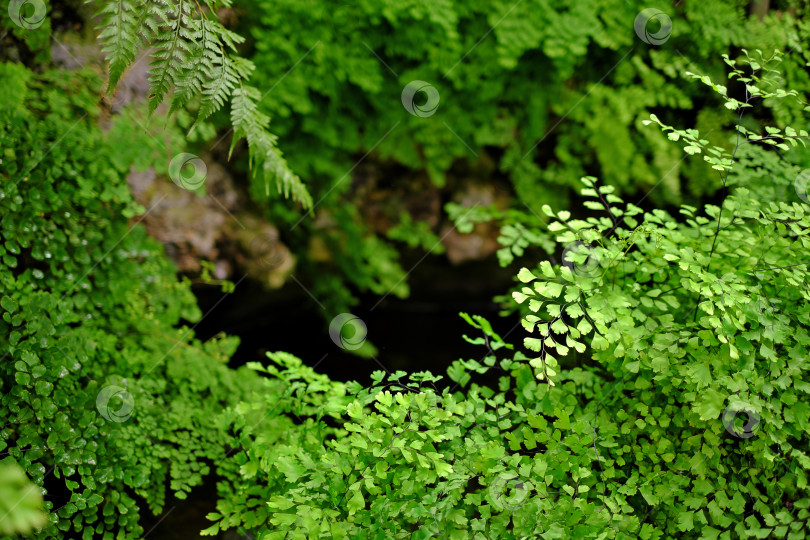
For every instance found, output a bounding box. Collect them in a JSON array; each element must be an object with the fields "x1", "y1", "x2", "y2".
[{"x1": 692, "y1": 75, "x2": 754, "y2": 322}]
